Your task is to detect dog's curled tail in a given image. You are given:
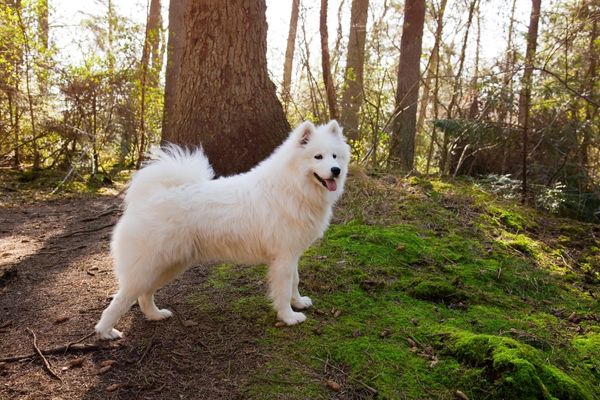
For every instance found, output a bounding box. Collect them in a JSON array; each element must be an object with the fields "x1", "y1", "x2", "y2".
[{"x1": 125, "y1": 144, "x2": 214, "y2": 208}]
